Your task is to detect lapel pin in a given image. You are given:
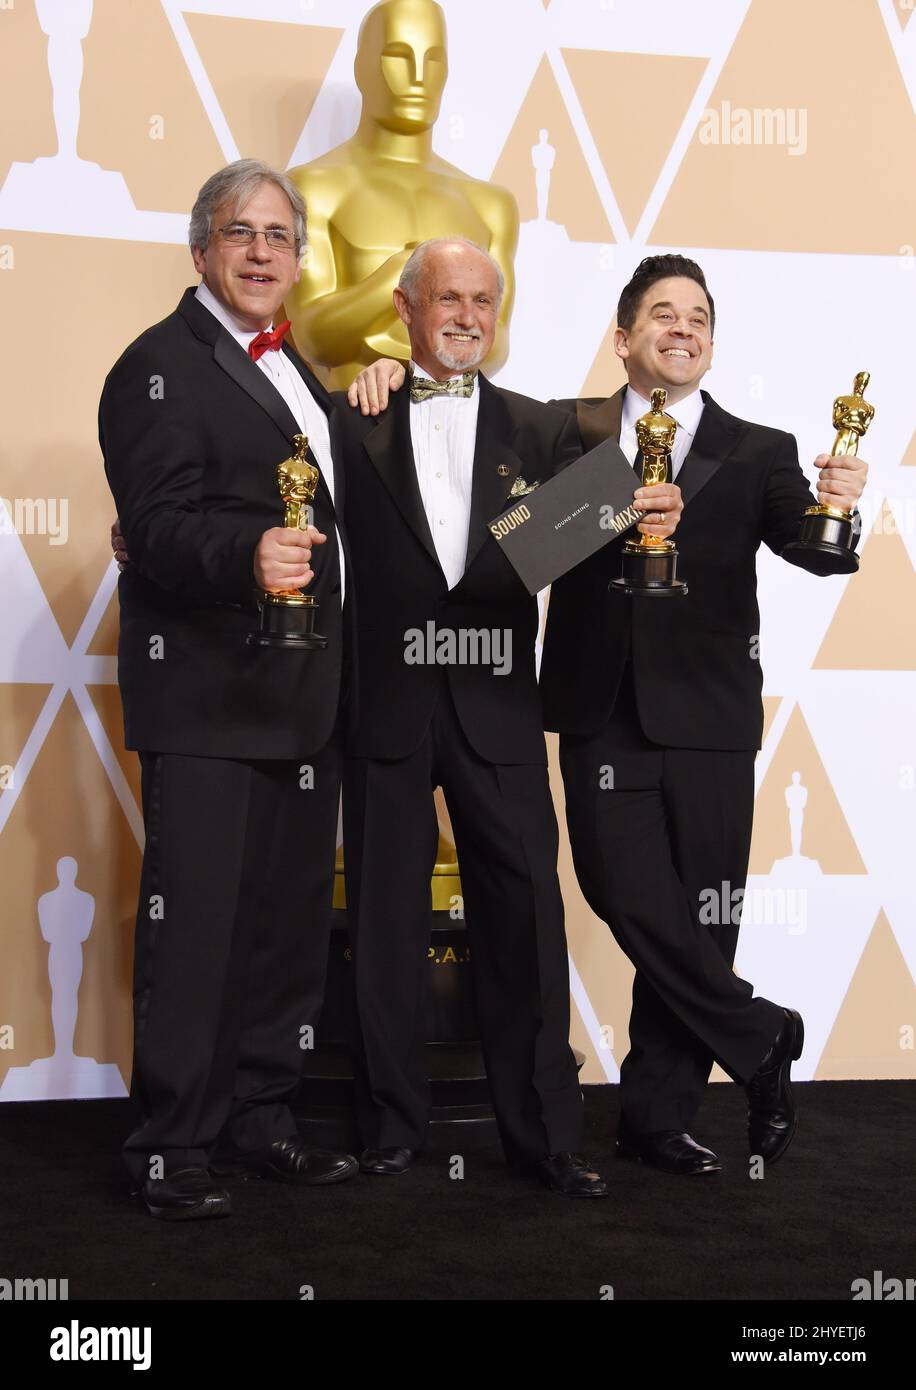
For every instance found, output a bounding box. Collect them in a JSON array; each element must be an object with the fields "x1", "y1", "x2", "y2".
[{"x1": 497, "y1": 463, "x2": 510, "y2": 477}]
